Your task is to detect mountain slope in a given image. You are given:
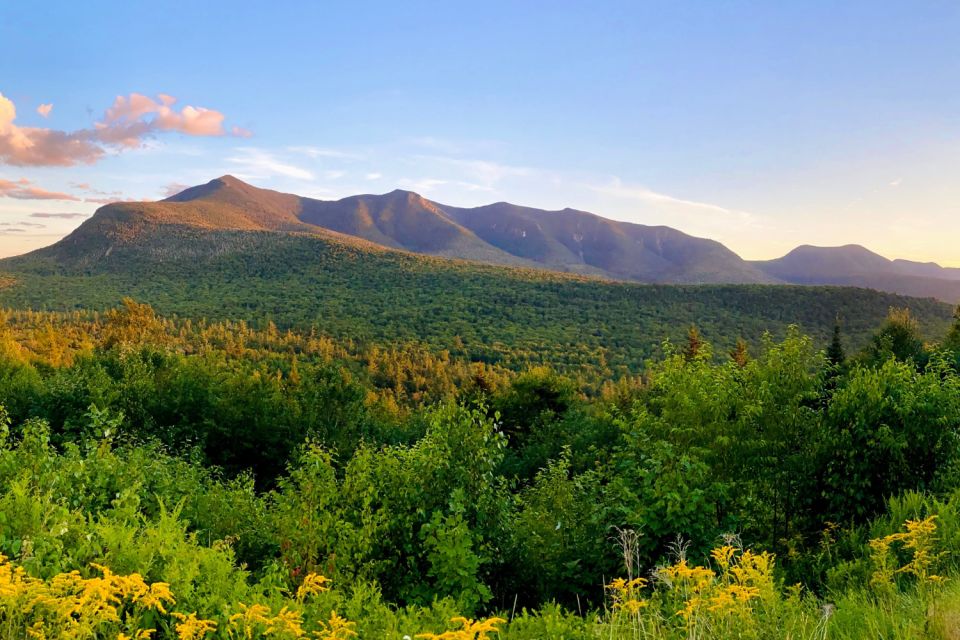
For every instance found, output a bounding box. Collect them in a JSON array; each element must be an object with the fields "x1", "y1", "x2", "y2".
[
  {"x1": 754, "y1": 245, "x2": 960, "y2": 303},
  {"x1": 440, "y1": 202, "x2": 771, "y2": 283},
  {"x1": 5, "y1": 174, "x2": 958, "y2": 322},
  {"x1": 39, "y1": 175, "x2": 767, "y2": 284}
]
